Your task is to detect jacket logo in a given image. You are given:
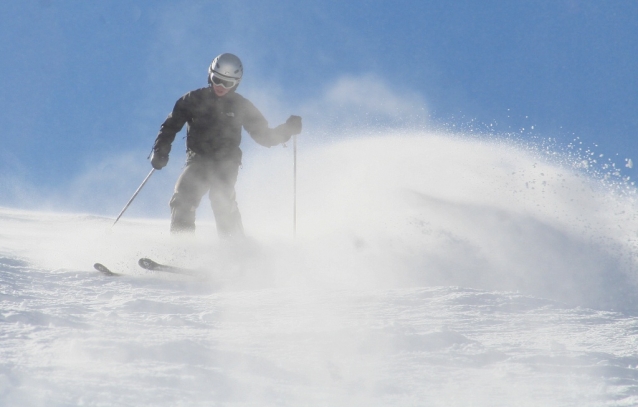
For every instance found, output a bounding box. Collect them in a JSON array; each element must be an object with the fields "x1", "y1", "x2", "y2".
[{"x1": 225, "y1": 112, "x2": 235, "y2": 117}]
